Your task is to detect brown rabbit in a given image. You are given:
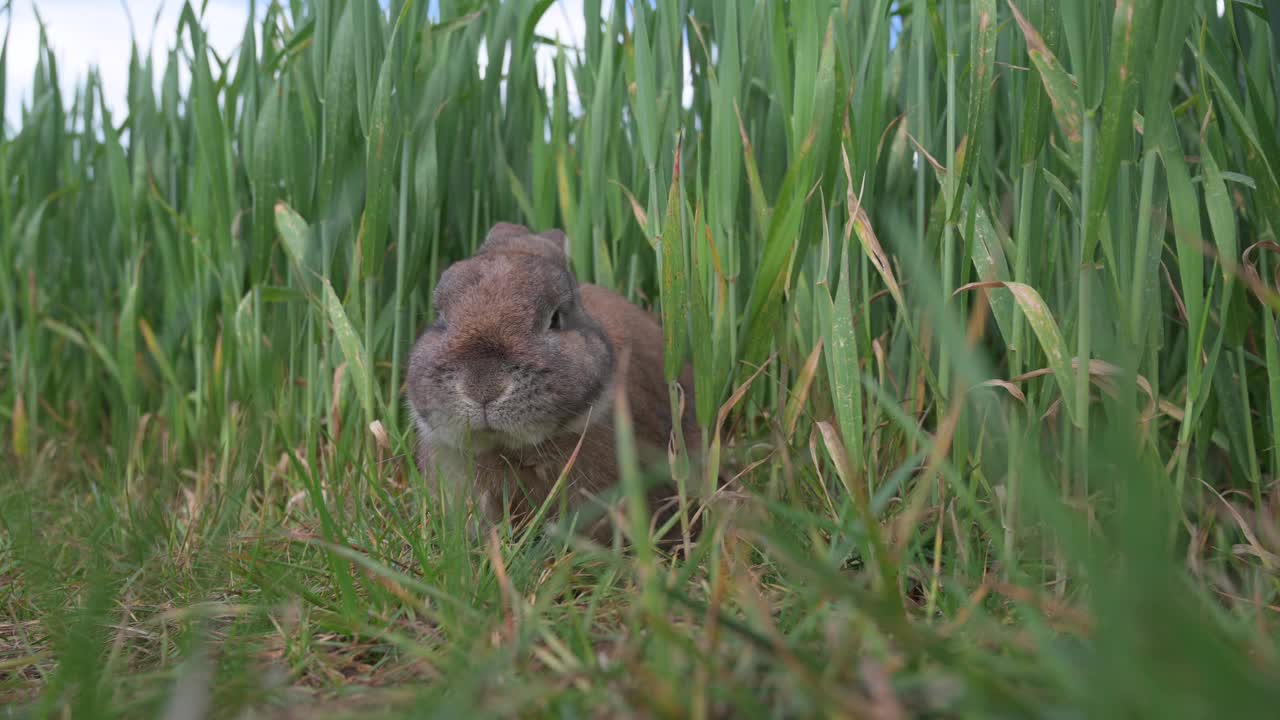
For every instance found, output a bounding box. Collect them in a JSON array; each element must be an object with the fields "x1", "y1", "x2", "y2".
[{"x1": 405, "y1": 222, "x2": 703, "y2": 543}]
